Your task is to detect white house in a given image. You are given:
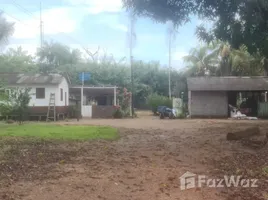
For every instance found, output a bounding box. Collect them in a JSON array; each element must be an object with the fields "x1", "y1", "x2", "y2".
[
  {"x1": 1, "y1": 73, "x2": 118, "y2": 119},
  {"x1": 0, "y1": 73, "x2": 70, "y2": 119}
]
